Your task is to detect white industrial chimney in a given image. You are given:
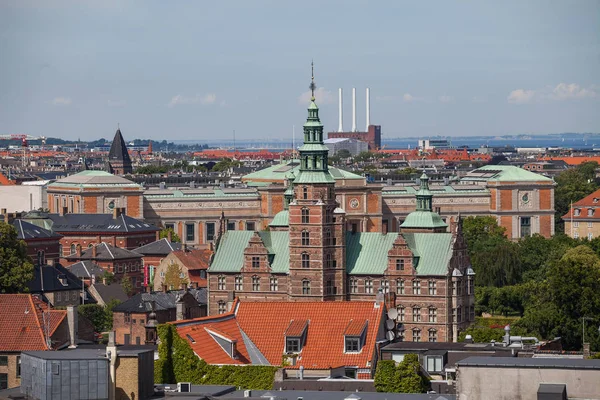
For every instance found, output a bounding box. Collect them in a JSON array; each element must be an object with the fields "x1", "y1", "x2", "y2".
[
  {"x1": 338, "y1": 88, "x2": 344, "y2": 132},
  {"x1": 366, "y1": 87, "x2": 371, "y2": 131},
  {"x1": 352, "y1": 88, "x2": 357, "y2": 132}
]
